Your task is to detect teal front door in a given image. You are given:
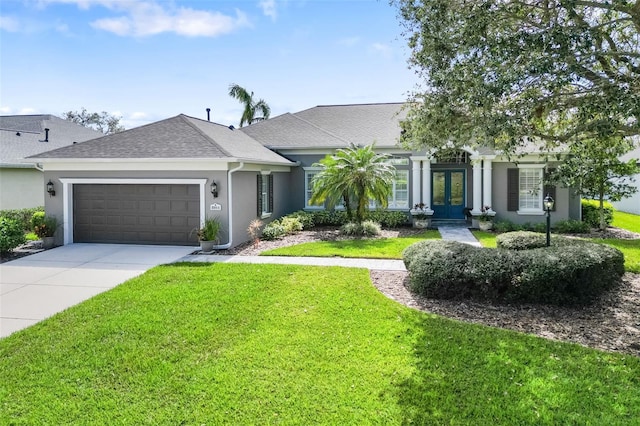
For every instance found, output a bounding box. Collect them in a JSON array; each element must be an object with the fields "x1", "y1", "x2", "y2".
[{"x1": 432, "y1": 170, "x2": 465, "y2": 219}]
